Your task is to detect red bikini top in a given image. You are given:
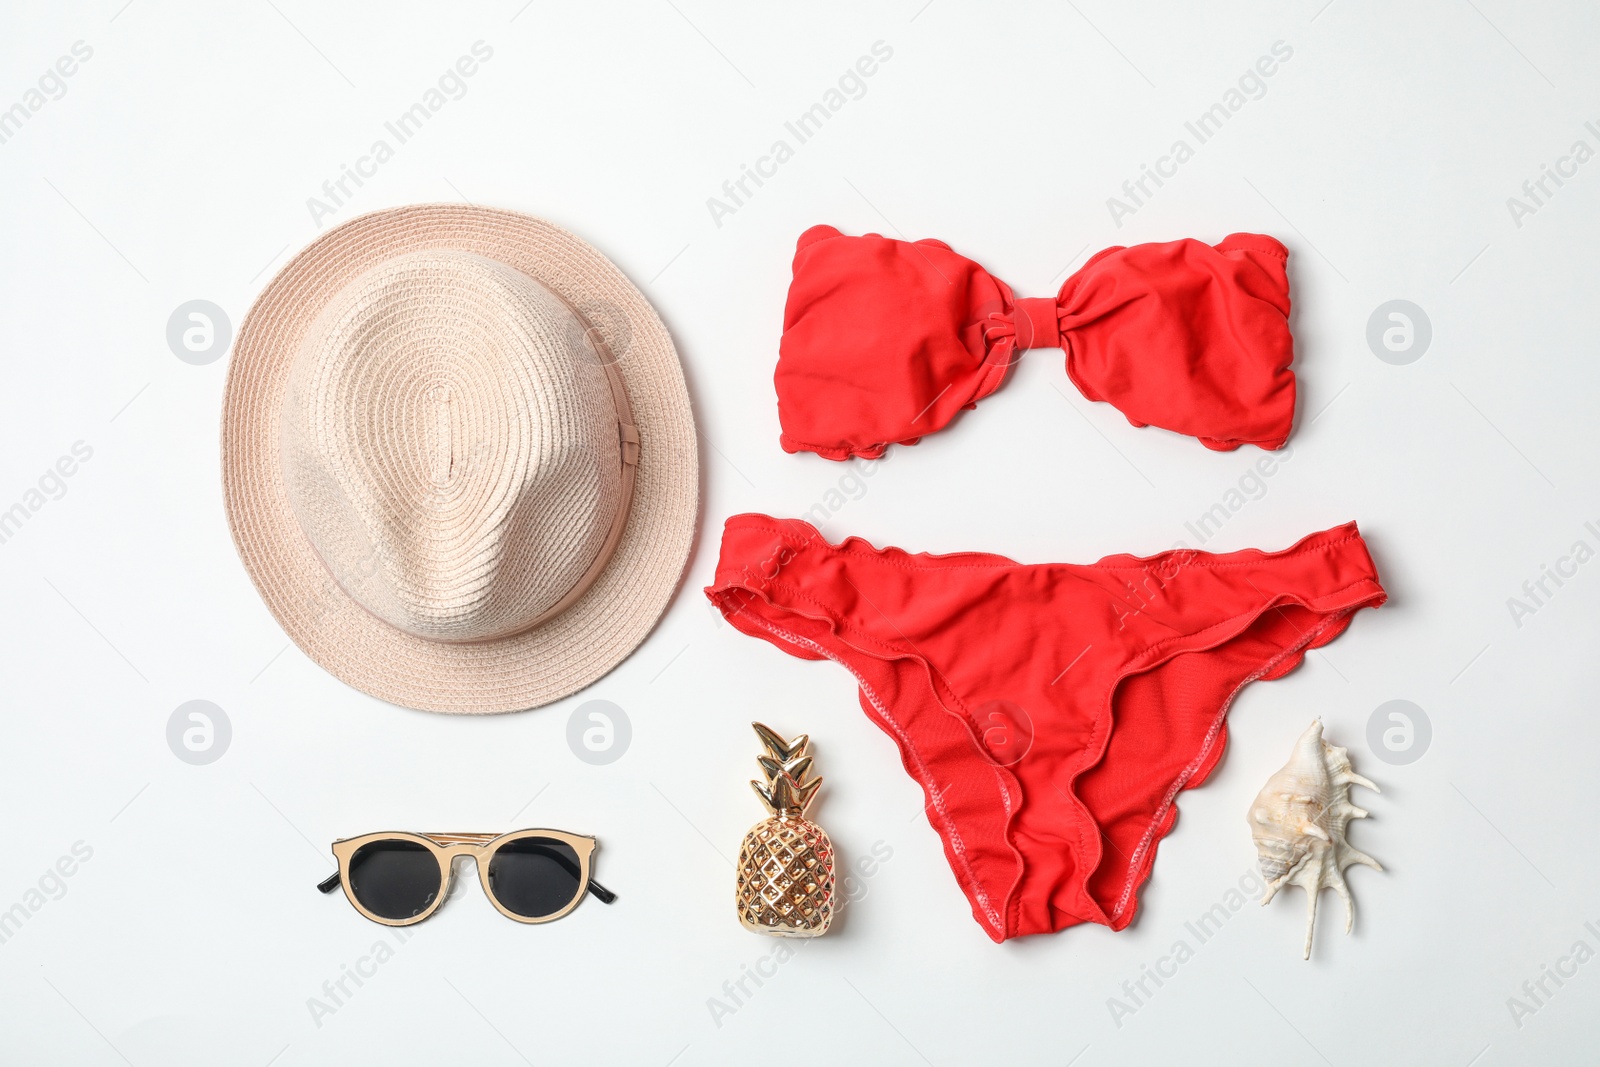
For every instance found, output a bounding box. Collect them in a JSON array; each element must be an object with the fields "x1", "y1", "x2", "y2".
[{"x1": 776, "y1": 225, "x2": 1296, "y2": 459}]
